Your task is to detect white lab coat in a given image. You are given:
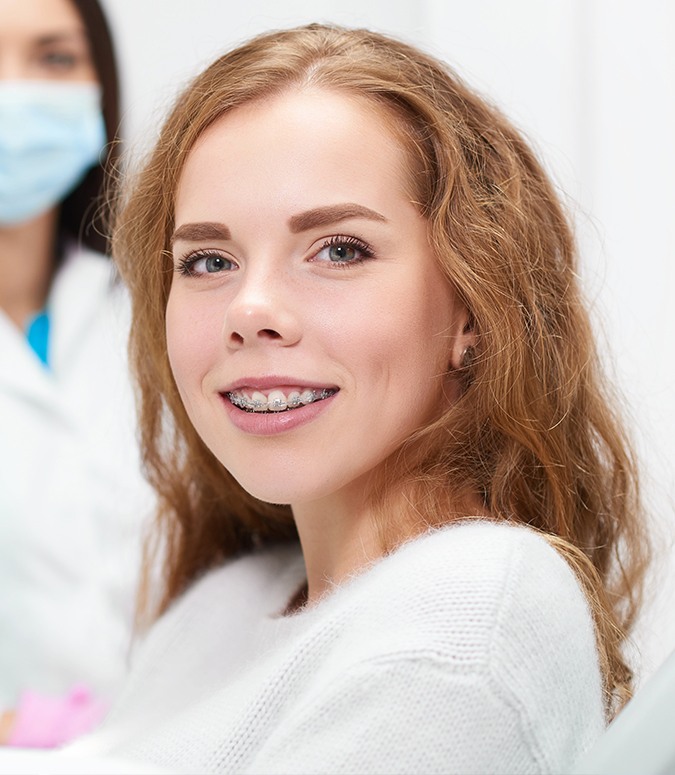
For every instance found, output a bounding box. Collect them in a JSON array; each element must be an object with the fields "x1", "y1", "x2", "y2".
[{"x1": 0, "y1": 246, "x2": 154, "y2": 707}]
